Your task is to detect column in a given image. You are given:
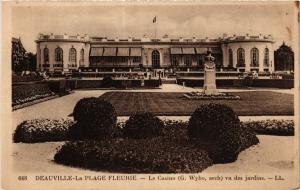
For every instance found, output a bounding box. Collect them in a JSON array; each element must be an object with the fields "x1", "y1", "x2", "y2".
[
  {"x1": 244, "y1": 47, "x2": 251, "y2": 72},
  {"x1": 63, "y1": 46, "x2": 69, "y2": 73},
  {"x1": 258, "y1": 46, "x2": 264, "y2": 72},
  {"x1": 49, "y1": 46, "x2": 54, "y2": 73}
]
